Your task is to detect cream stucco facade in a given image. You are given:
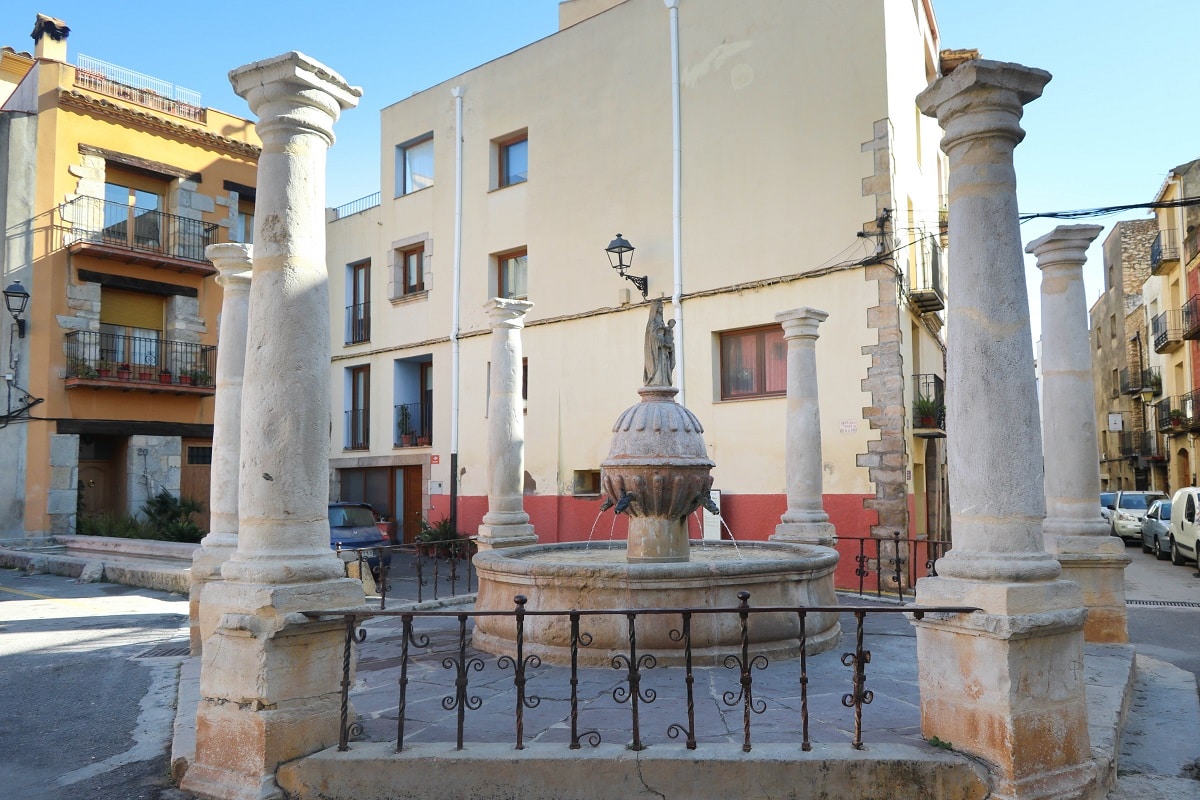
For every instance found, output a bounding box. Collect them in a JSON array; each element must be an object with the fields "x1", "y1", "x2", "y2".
[{"x1": 325, "y1": 0, "x2": 950, "y2": 565}]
